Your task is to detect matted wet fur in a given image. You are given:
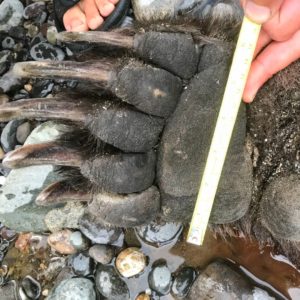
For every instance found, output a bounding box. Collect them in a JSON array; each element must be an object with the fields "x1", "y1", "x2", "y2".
[{"x1": 1, "y1": 0, "x2": 300, "y2": 267}]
